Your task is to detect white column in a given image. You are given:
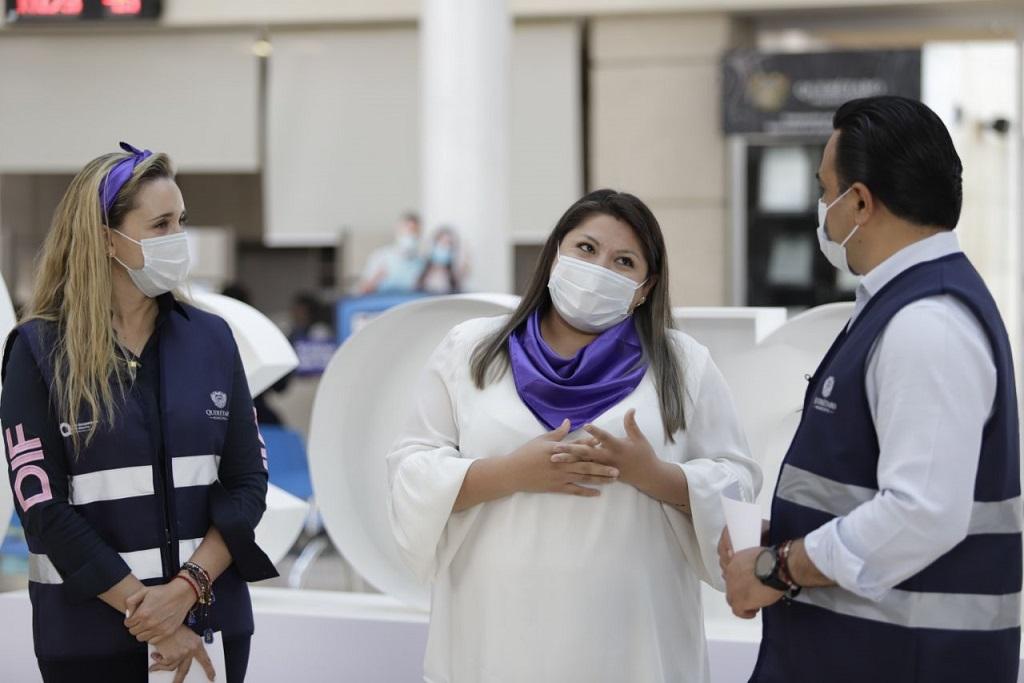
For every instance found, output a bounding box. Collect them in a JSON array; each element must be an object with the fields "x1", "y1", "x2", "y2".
[{"x1": 420, "y1": 0, "x2": 512, "y2": 294}]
